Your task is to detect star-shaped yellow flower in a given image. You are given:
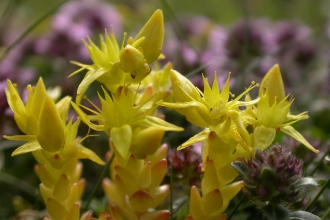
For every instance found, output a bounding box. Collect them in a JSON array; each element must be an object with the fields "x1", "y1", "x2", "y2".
[
  {"x1": 4, "y1": 79, "x2": 104, "y2": 167},
  {"x1": 70, "y1": 9, "x2": 164, "y2": 103},
  {"x1": 254, "y1": 64, "x2": 319, "y2": 153}
]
